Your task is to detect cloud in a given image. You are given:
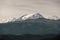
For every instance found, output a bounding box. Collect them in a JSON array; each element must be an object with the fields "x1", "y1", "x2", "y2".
[{"x1": 0, "y1": 0, "x2": 60, "y2": 19}]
